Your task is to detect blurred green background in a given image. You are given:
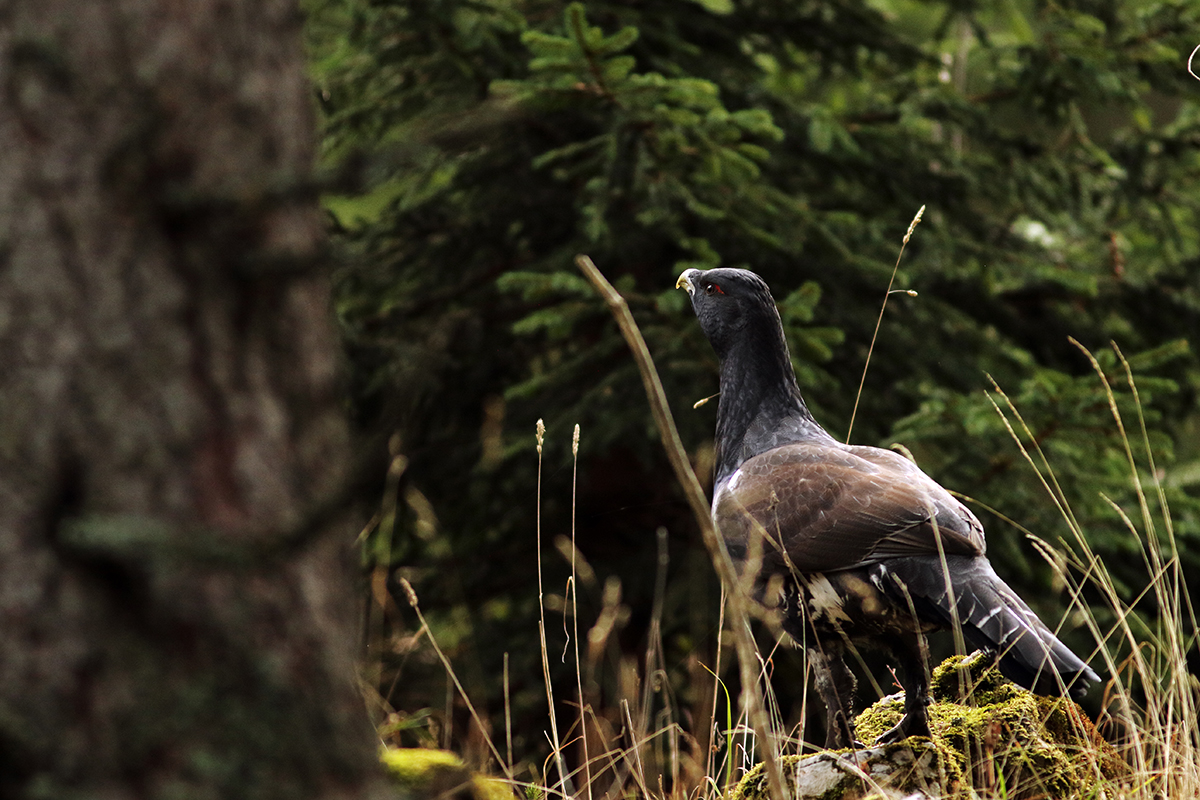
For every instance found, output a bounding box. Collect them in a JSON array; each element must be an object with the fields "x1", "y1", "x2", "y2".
[{"x1": 304, "y1": 0, "x2": 1199, "y2": 781}]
